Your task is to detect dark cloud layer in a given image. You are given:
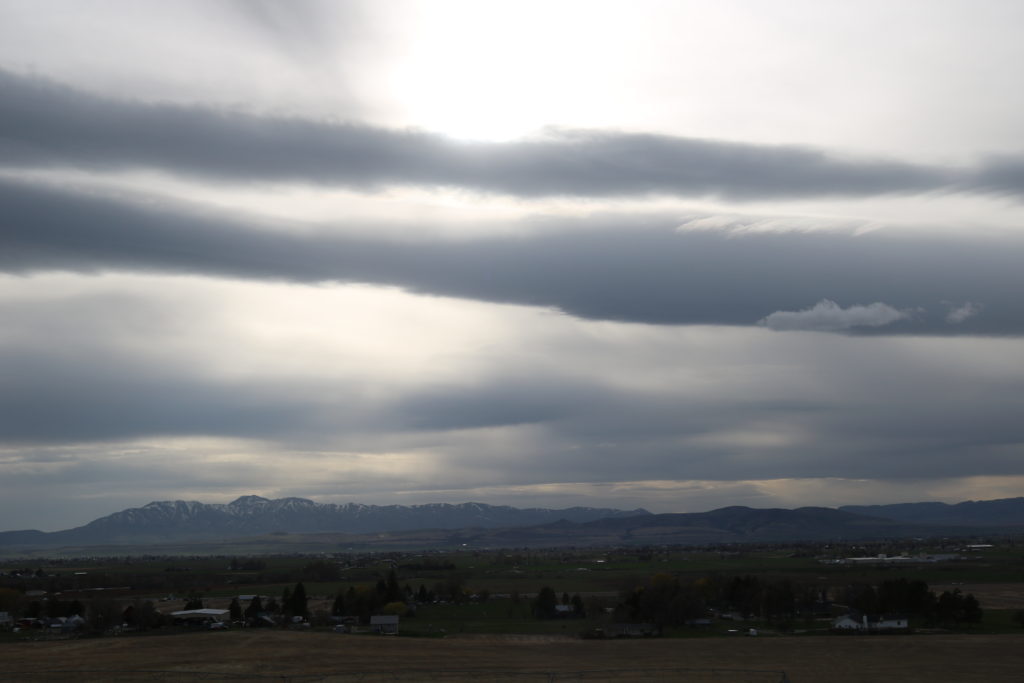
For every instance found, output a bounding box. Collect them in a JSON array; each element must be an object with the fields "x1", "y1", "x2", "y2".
[
  {"x1": 3, "y1": 179, "x2": 1022, "y2": 334},
  {"x1": 969, "y1": 156, "x2": 1024, "y2": 197},
  {"x1": 0, "y1": 68, "x2": 986, "y2": 200},
  {"x1": 0, "y1": 347, "x2": 309, "y2": 443}
]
